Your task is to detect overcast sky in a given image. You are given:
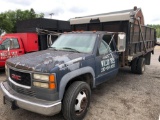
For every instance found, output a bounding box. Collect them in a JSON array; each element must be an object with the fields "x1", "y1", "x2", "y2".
[{"x1": 0, "y1": 0, "x2": 160, "y2": 24}]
